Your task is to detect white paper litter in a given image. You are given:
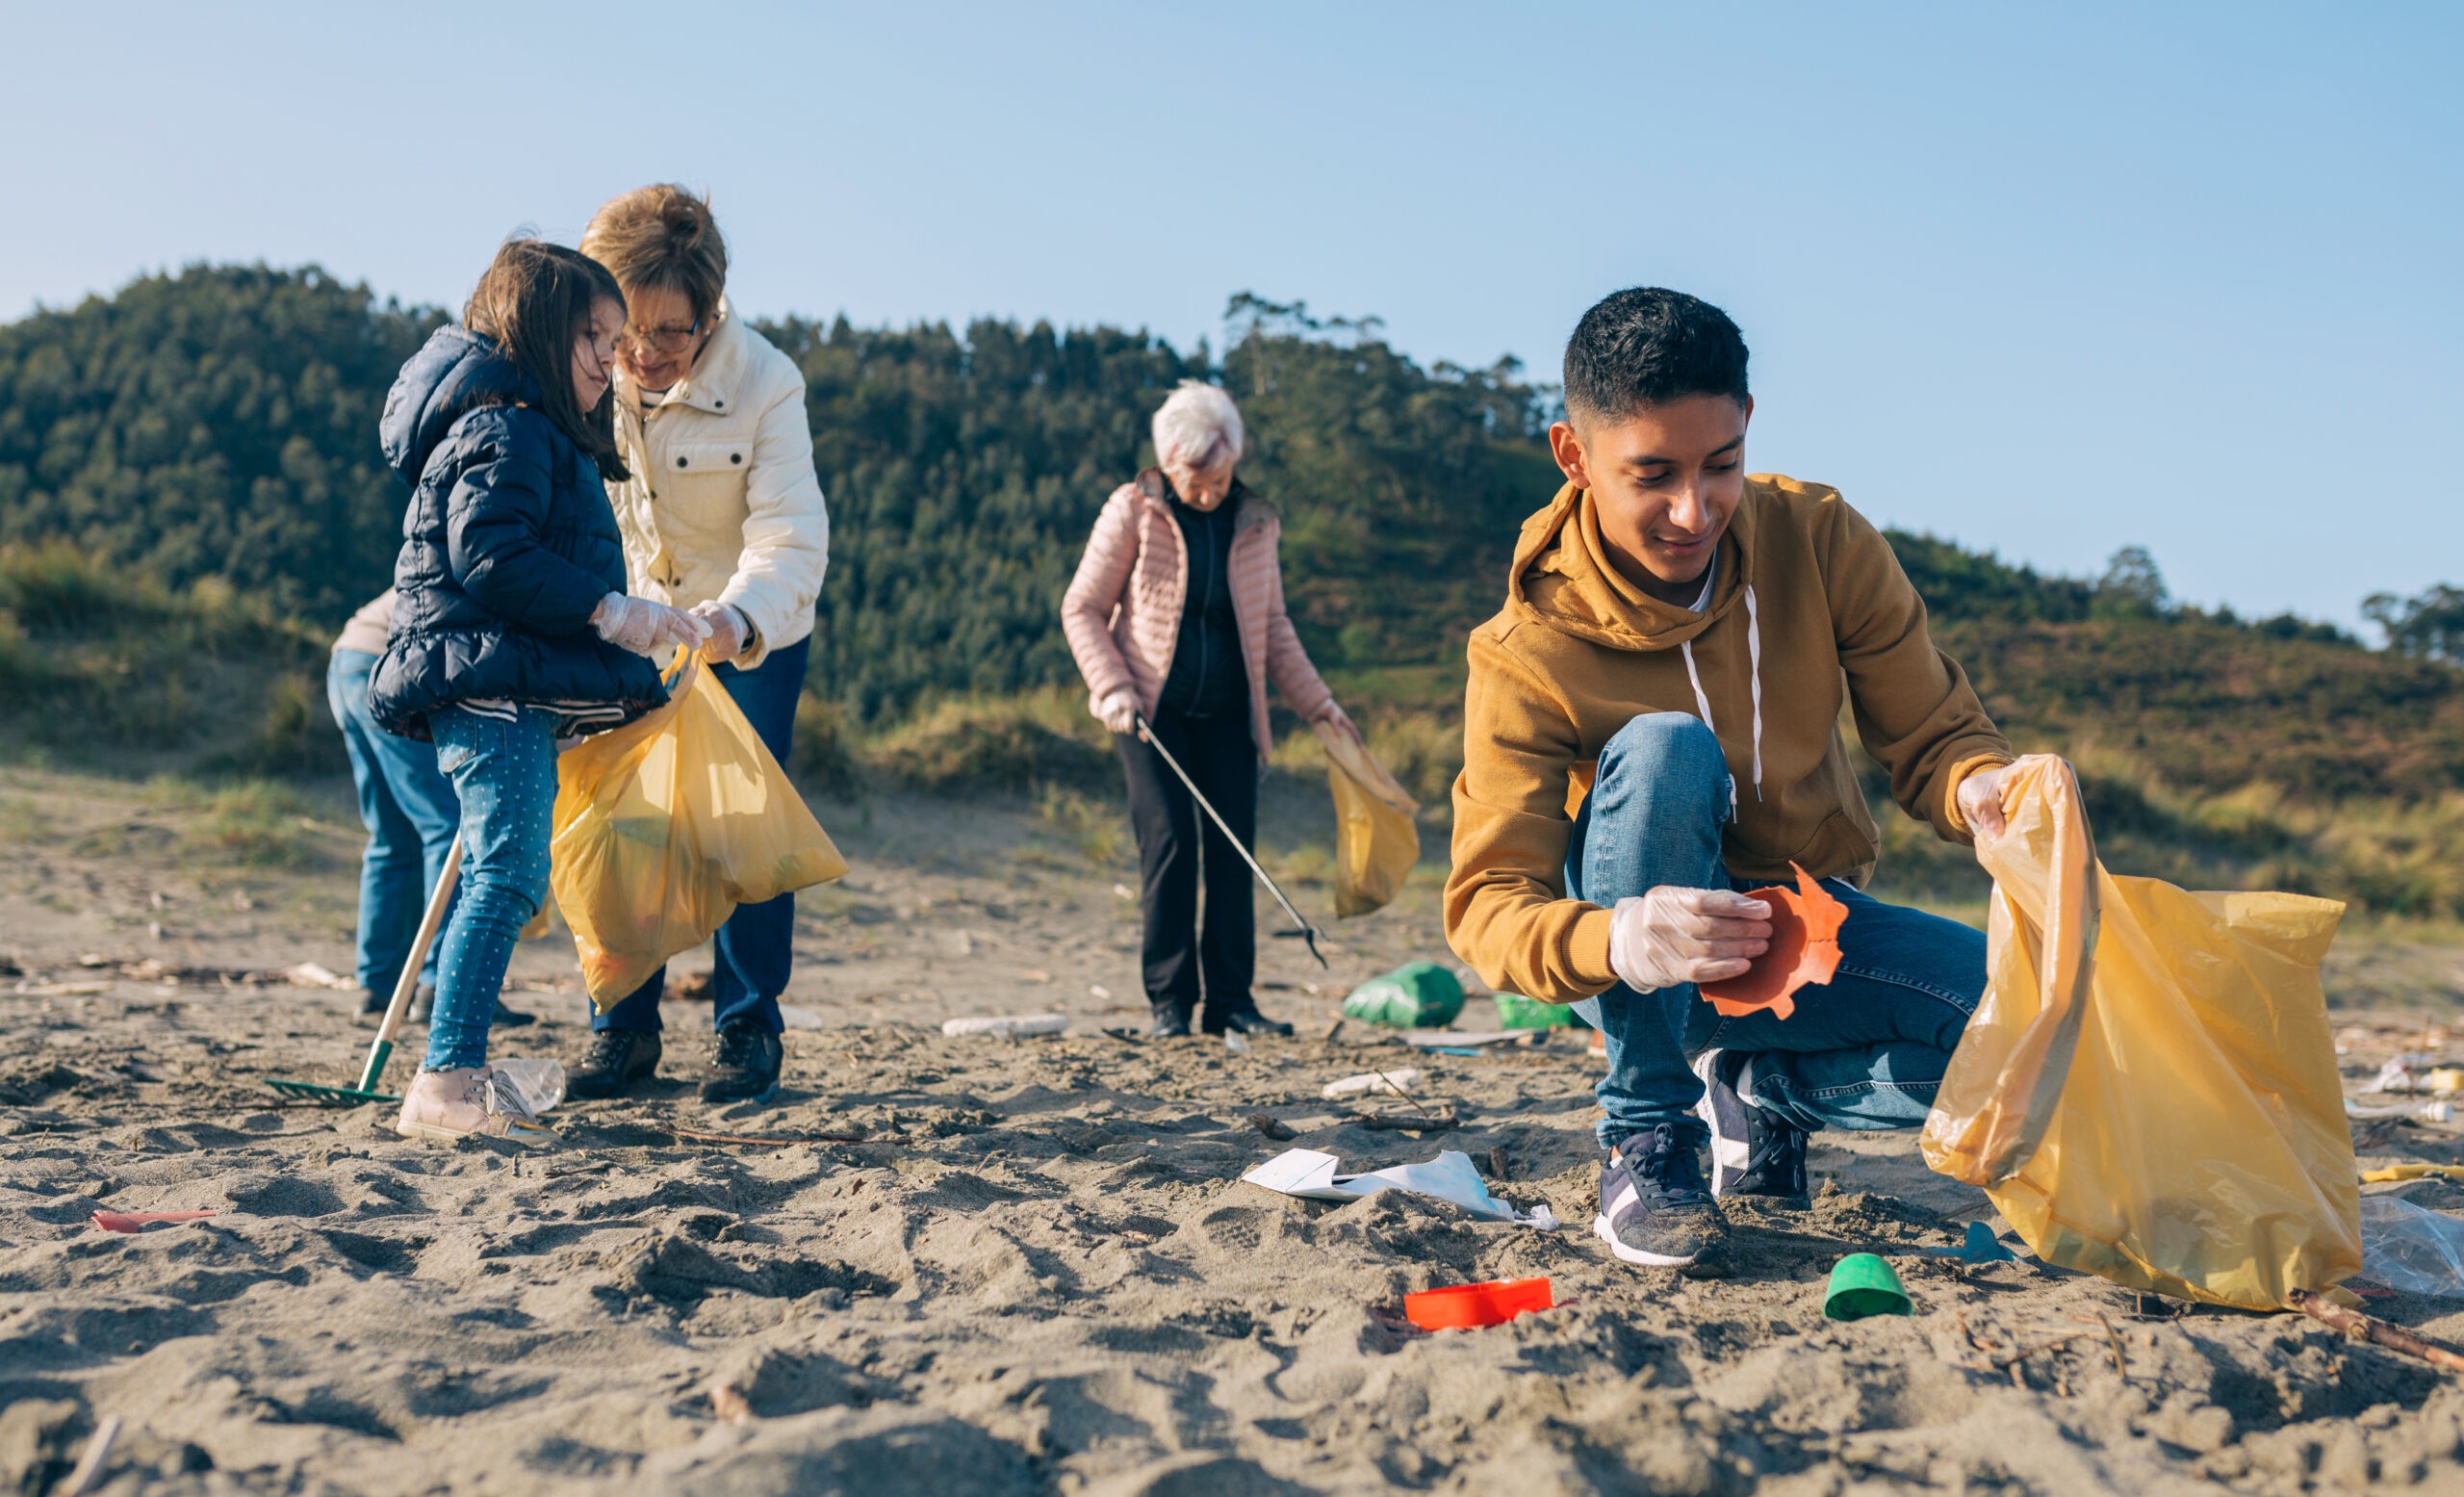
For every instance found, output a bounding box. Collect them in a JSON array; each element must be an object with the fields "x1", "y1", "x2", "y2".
[
  {"x1": 284, "y1": 963, "x2": 359, "y2": 992},
  {"x1": 779, "y1": 1004, "x2": 828, "y2": 1030},
  {"x1": 1322, "y1": 1069, "x2": 1423, "y2": 1100},
  {"x1": 1242, "y1": 1148, "x2": 1558, "y2": 1228},
  {"x1": 941, "y1": 1014, "x2": 1067, "y2": 1039}
]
